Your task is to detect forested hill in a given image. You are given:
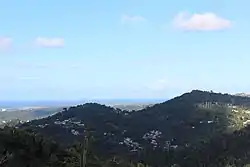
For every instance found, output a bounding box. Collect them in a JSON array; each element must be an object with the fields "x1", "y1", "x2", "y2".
[{"x1": 8, "y1": 90, "x2": 250, "y2": 166}]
